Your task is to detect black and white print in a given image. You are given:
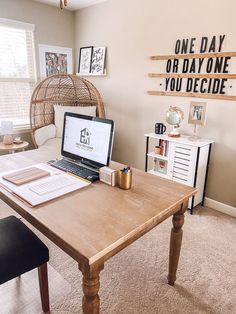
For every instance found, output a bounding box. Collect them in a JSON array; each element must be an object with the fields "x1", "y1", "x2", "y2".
[
  {"x1": 78, "y1": 46, "x2": 93, "y2": 74},
  {"x1": 91, "y1": 47, "x2": 106, "y2": 74}
]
